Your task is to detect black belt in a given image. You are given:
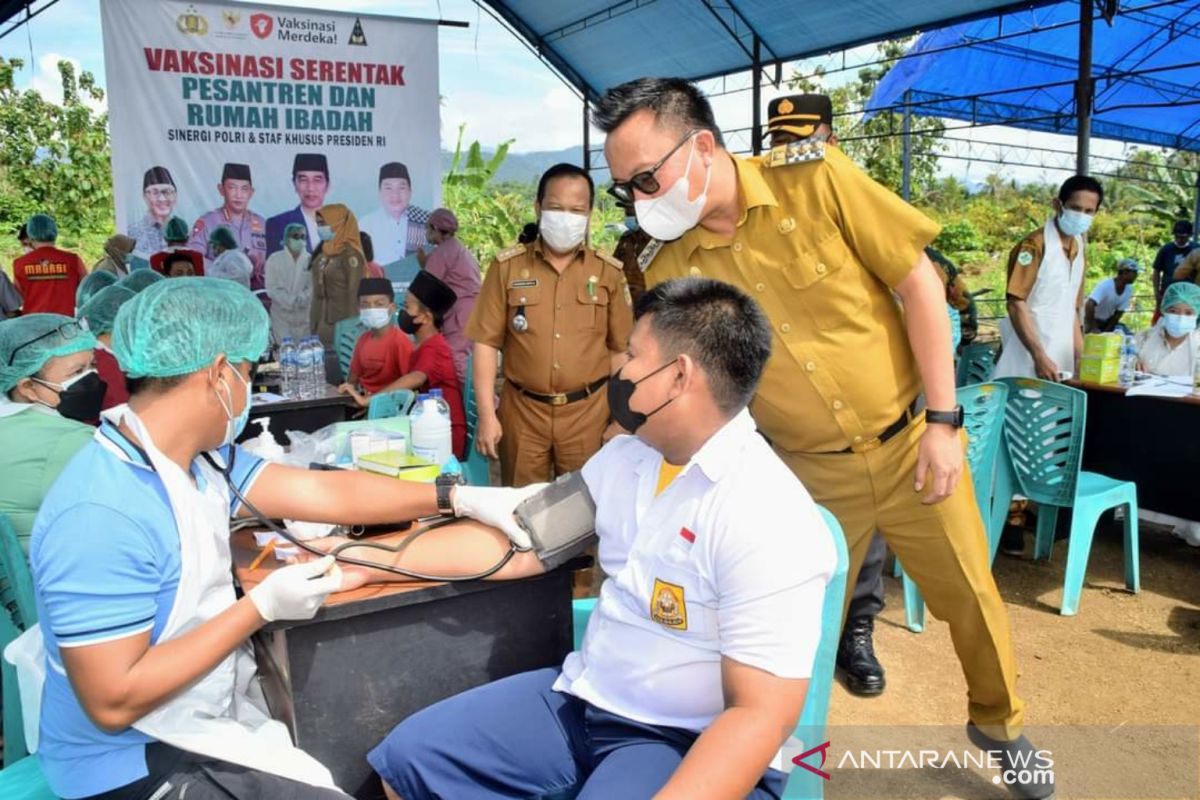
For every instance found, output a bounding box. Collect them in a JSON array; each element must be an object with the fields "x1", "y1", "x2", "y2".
[
  {"x1": 513, "y1": 376, "x2": 609, "y2": 407},
  {"x1": 833, "y1": 397, "x2": 922, "y2": 454}
]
